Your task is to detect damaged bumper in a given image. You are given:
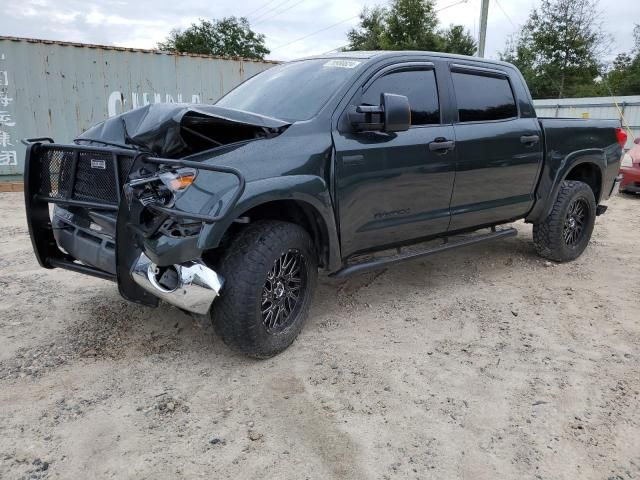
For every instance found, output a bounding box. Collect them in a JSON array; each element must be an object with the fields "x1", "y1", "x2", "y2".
[
  {"x1": 131, "y1": 253, "x2": 224, "y2": 314},
  {"x1": 23, "y1": 139, "x2": 243, "y2": 313}
]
